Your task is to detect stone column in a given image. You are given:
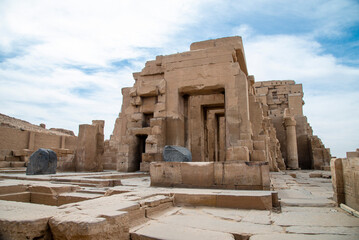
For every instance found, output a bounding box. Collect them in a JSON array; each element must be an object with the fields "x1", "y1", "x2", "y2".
[
  {"x1": 75, "y1": 120, "x2": 104, "y2": 172},
  {"x1": 60, "y1": 136, "x2": 66, "y2": 149},
  {"x1": 283, "y1": 116, "x2": 299, "y2": 169},
  {"x1": 28, "y1": 131, "x2": 35, "y2": 150}
]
